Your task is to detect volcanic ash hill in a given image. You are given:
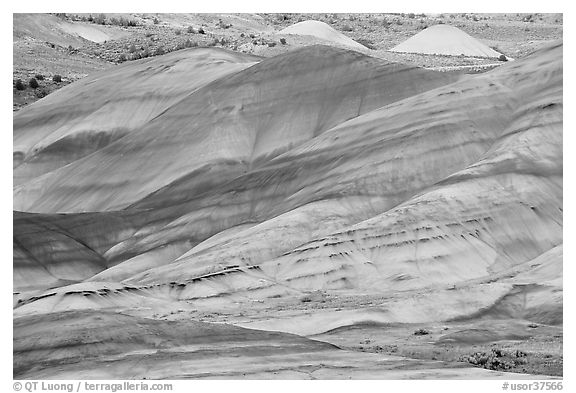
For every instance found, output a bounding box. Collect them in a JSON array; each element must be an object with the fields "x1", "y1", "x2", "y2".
[{"x1": 13, "y1": 42, "x2": 562, "y2": 379}]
